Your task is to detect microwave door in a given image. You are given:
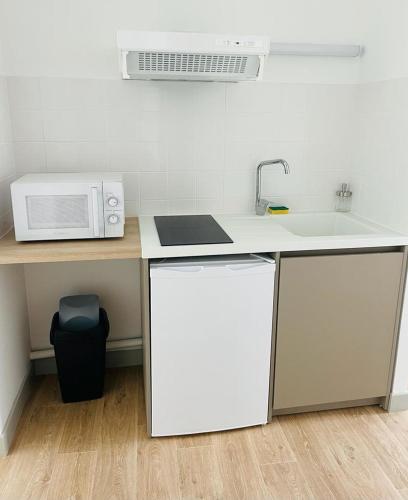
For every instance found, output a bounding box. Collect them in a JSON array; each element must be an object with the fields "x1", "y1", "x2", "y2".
[{"x1": 16, "y1": 183, "x2": 104, "y2": 241}]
